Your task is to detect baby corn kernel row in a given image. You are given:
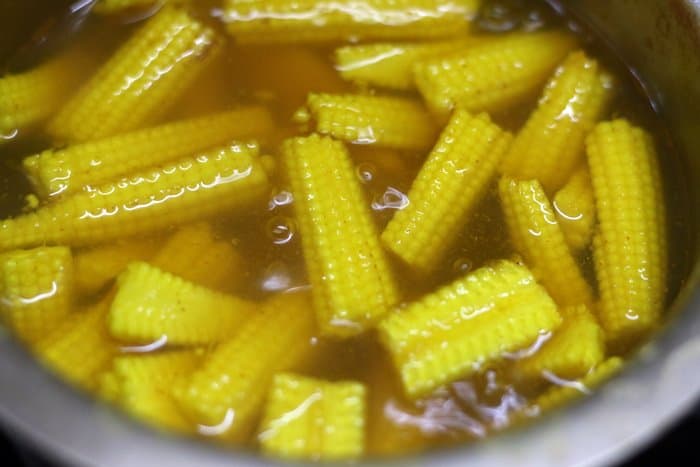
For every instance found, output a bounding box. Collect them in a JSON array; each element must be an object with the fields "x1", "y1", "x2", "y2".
[{"x1": 0, "y1": 1, "x2": 678, "y2": 462}]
